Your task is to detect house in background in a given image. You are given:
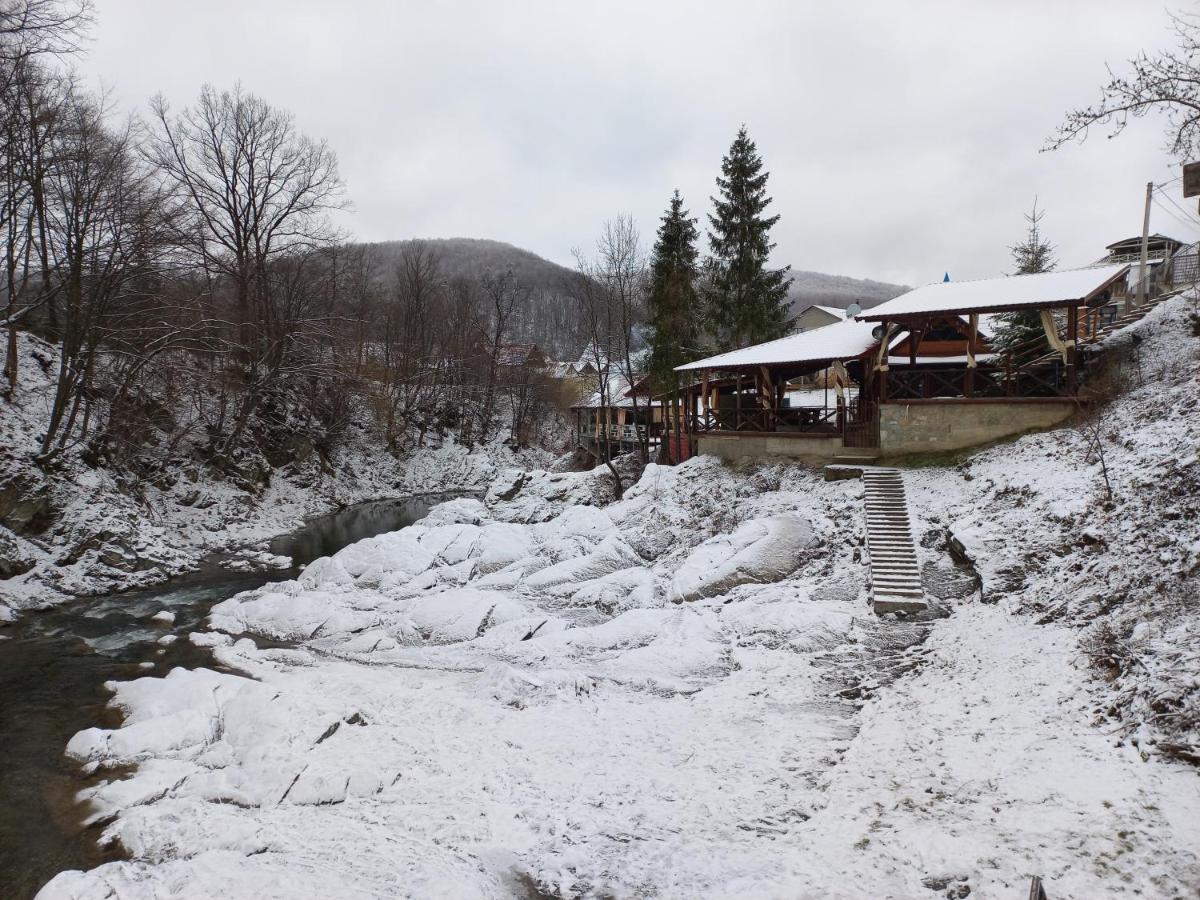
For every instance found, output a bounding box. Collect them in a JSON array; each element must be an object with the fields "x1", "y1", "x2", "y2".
[
  {"x1": 794, "y1": 304, "x2": 846, "y2": 331},
  {"x1": 1099, "y1": 233, "x2": 1200, "y2": 300},
  {"x1": 1102, "y1": 234, "x2": 1184, "y2": 264},
  {"x1": 571, "y1": 372, "x2": 662, "y2": 457},
  {"x1": 495, "y1": 343, "x2": 548, "y2": 371}
]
